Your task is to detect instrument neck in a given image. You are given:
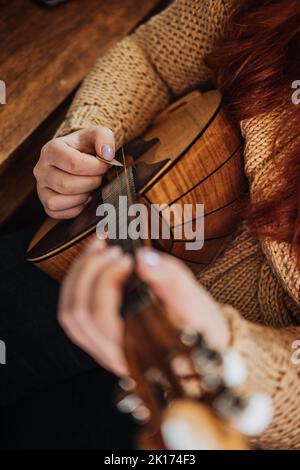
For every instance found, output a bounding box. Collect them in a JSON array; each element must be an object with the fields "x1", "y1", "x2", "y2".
[{"x1": 102, "y1": 166, "x2": 152, "y2": 318}]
